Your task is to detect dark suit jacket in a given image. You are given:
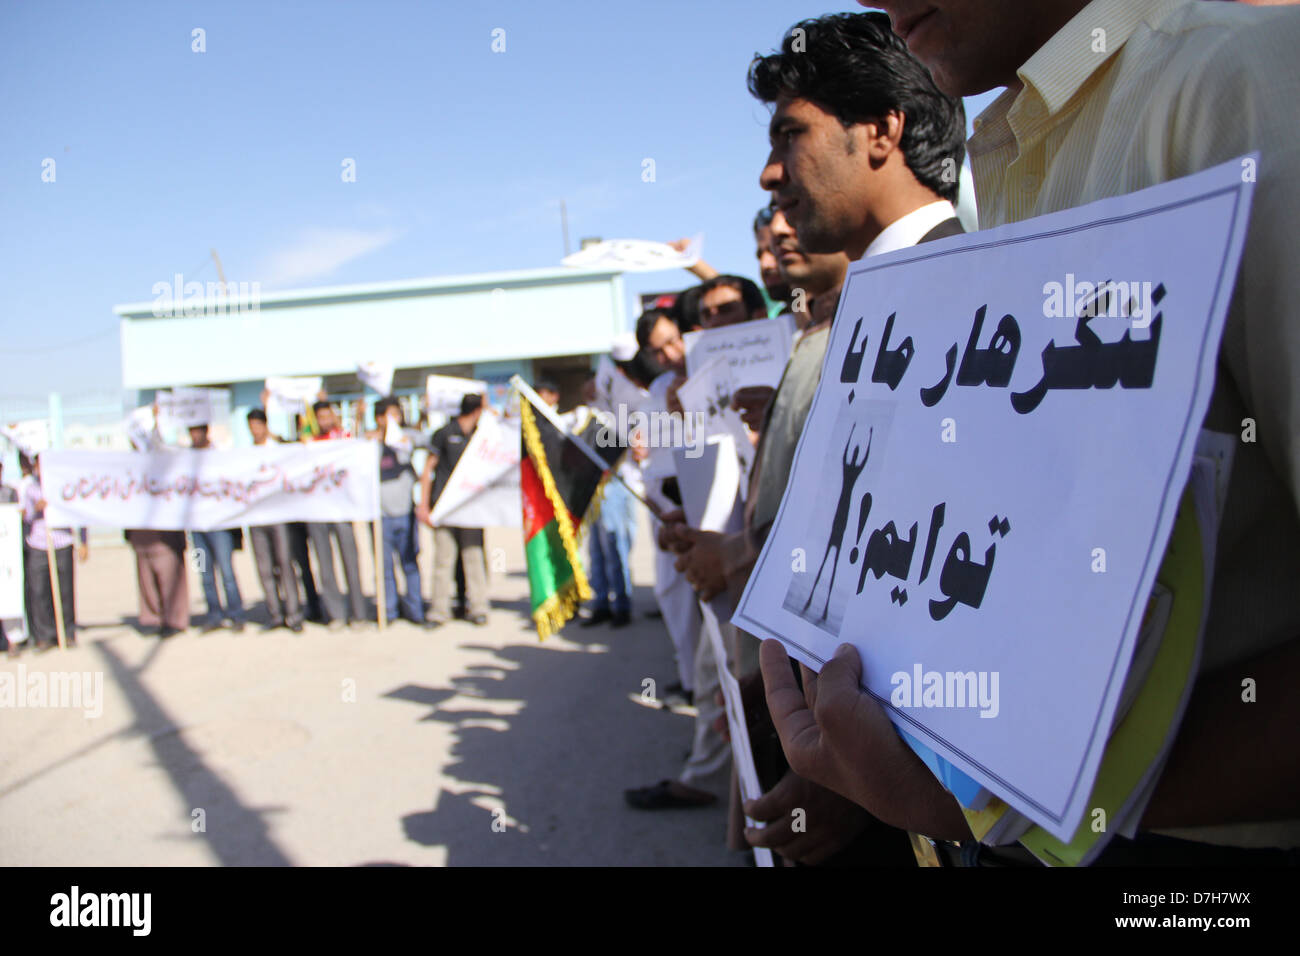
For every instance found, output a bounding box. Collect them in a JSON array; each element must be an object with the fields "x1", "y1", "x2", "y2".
[{"x1": 919, "y1": 216, "x2": 965, "y2": 244}]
